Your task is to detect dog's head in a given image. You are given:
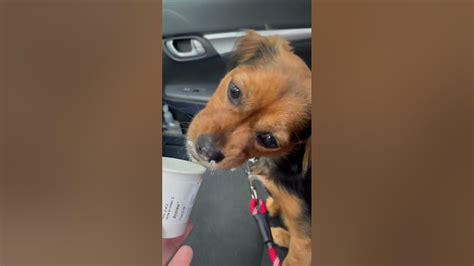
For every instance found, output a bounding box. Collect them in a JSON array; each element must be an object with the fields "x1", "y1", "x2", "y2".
[{"x1": 186, "y1": 30, "x2": 311, "y2": 169}]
